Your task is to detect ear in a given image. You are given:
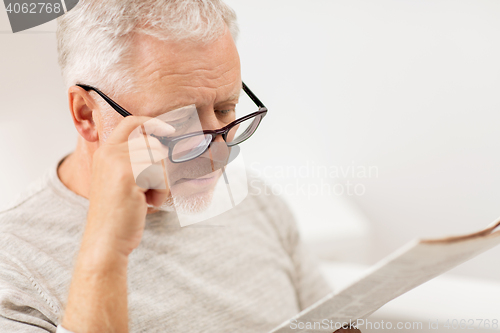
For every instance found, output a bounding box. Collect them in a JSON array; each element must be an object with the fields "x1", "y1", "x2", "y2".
[{"x1": 68, "y1": 85, "x2": 99, "y2": 143}]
